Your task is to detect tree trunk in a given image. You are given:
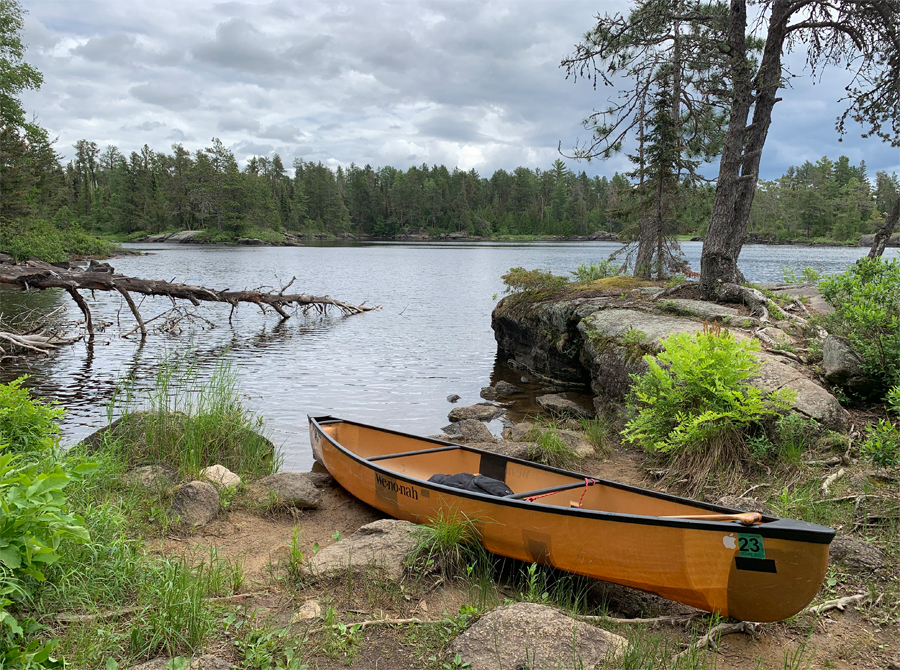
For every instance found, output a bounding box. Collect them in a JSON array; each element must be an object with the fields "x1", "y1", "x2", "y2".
[
  {"x1": 868, "y1": 198, "x2": 900, "y2": 258},
  {"x1": 700, "y1": 0, "x2": 791, "y2": 300}
]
